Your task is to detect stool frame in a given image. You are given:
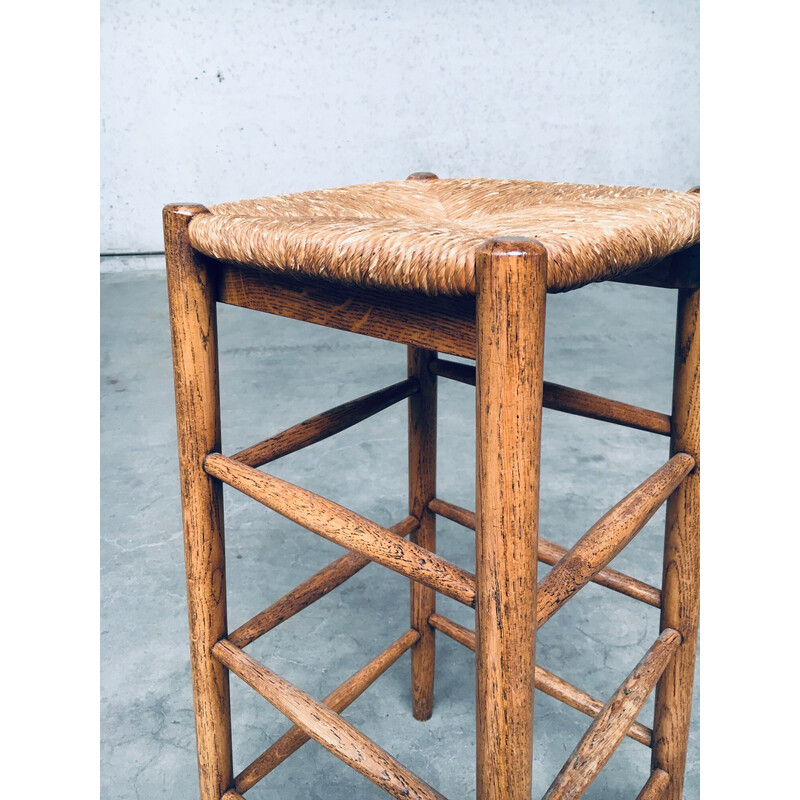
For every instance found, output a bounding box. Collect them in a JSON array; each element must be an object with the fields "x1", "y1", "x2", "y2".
[{"x1": 165, "y1": 178, "x2": 699, "y2": 800}]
